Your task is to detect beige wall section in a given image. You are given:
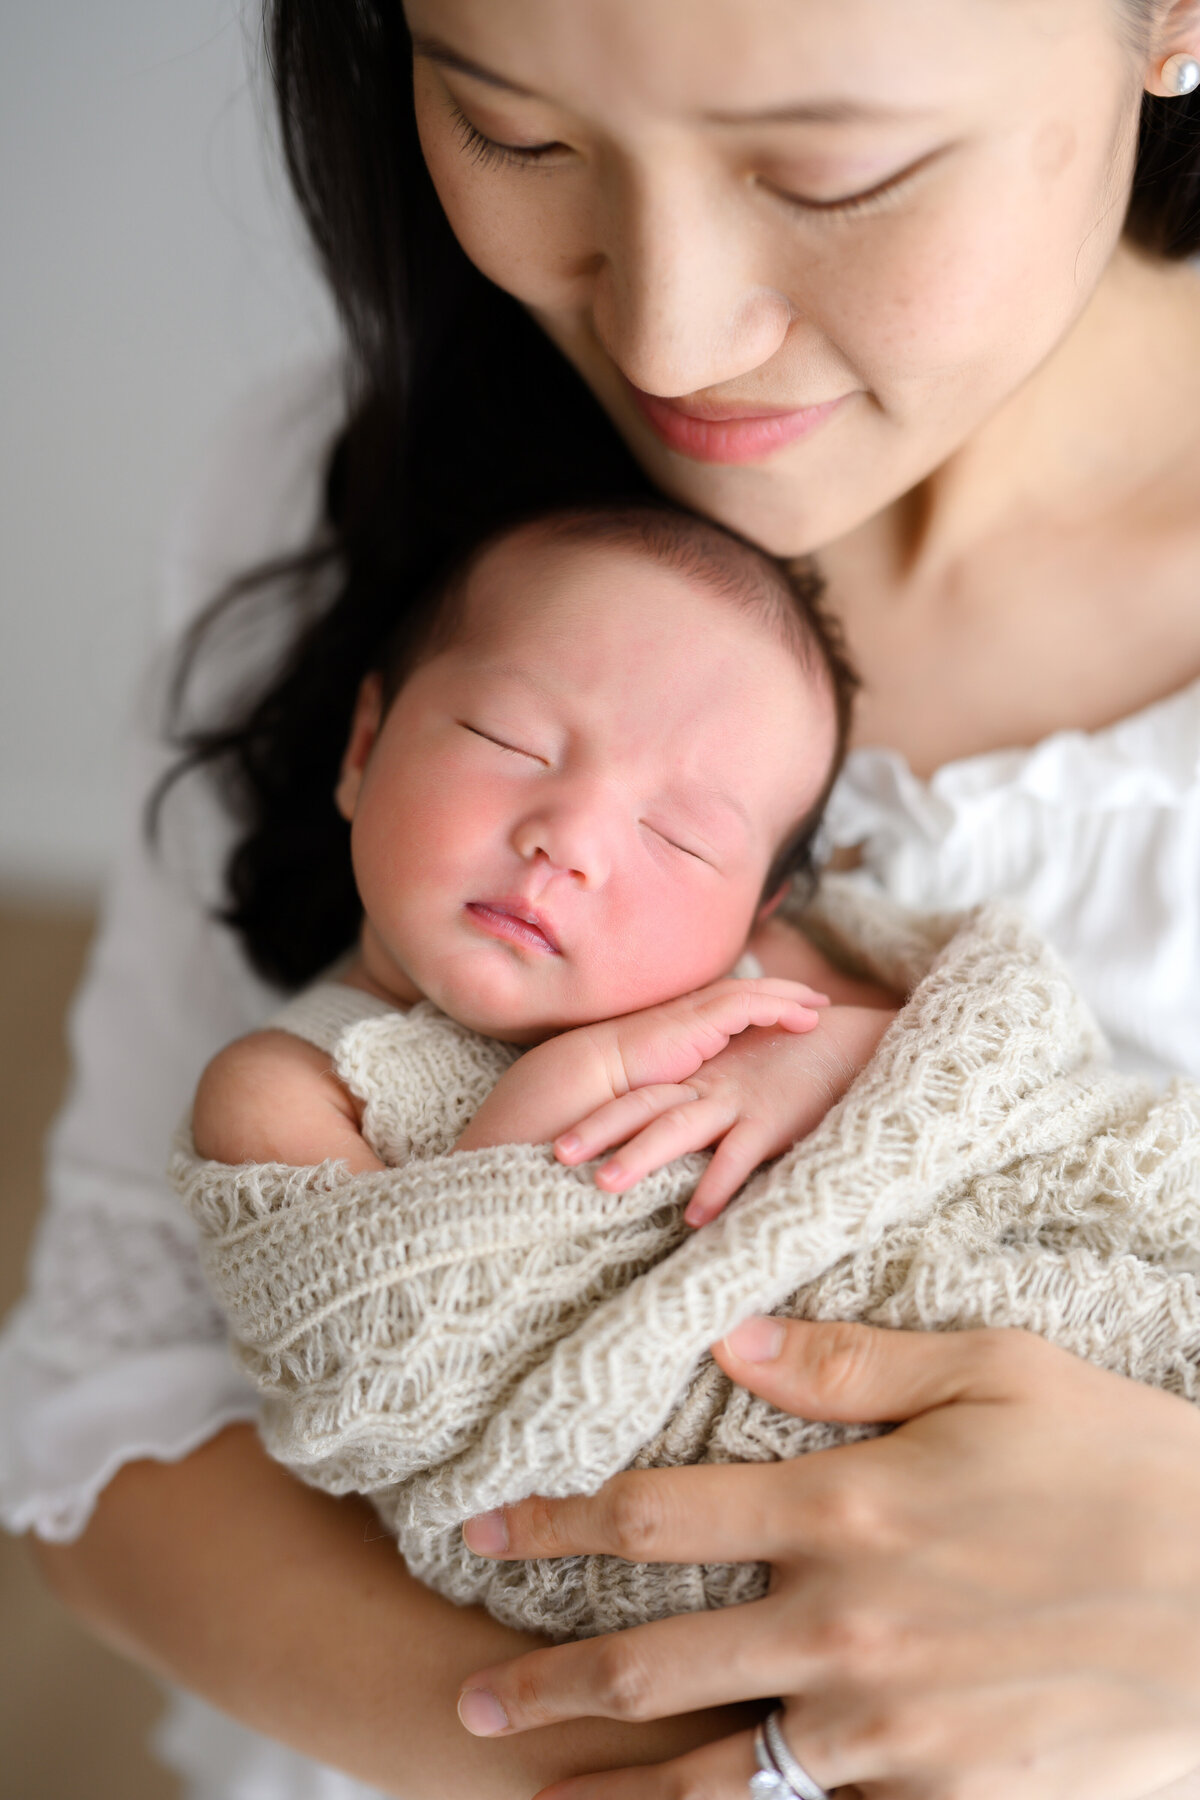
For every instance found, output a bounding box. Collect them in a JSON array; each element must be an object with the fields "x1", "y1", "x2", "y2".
[
  {"x1": 0, "y1": 1, "x2": 337, "y2": 904},
  {"x1": 0, "y1": 904, "x2": 176, "y2": 1800}
]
